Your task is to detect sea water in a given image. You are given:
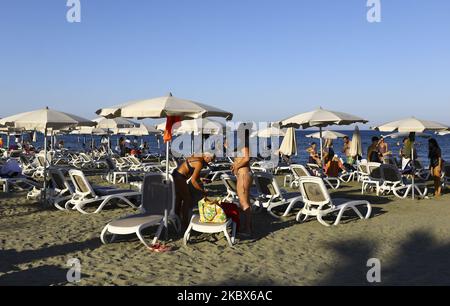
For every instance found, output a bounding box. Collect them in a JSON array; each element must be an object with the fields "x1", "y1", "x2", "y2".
[{"x1": 2, "y1": 130, "x2": 449, "y2": 168}]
